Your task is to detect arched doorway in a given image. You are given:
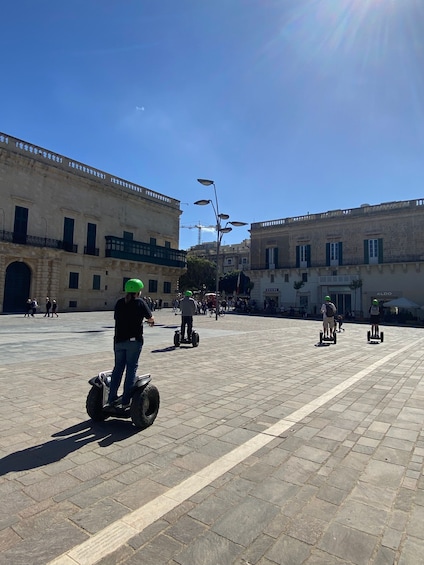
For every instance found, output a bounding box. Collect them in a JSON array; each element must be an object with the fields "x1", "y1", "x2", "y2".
[{"x1": 3, "y1": 262, "x2": 31, "y2": 313}]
